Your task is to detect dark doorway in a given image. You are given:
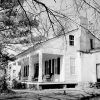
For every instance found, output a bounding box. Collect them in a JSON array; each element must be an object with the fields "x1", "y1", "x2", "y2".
[
  {"x1": 96, "y1": 64, "x2": 100, "y2": 82},
  {"x1": 90, "y1": 39, "x2": 93, "y2": 49},
  {"x1": 34, "y1": 63, "x2": 39, "y2": 79}
]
